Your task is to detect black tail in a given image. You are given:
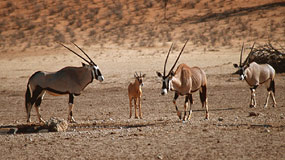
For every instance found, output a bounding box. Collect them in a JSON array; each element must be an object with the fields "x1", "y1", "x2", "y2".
[{"x1": 199, "y1": 85, "x2": 207, "y2": 105}]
